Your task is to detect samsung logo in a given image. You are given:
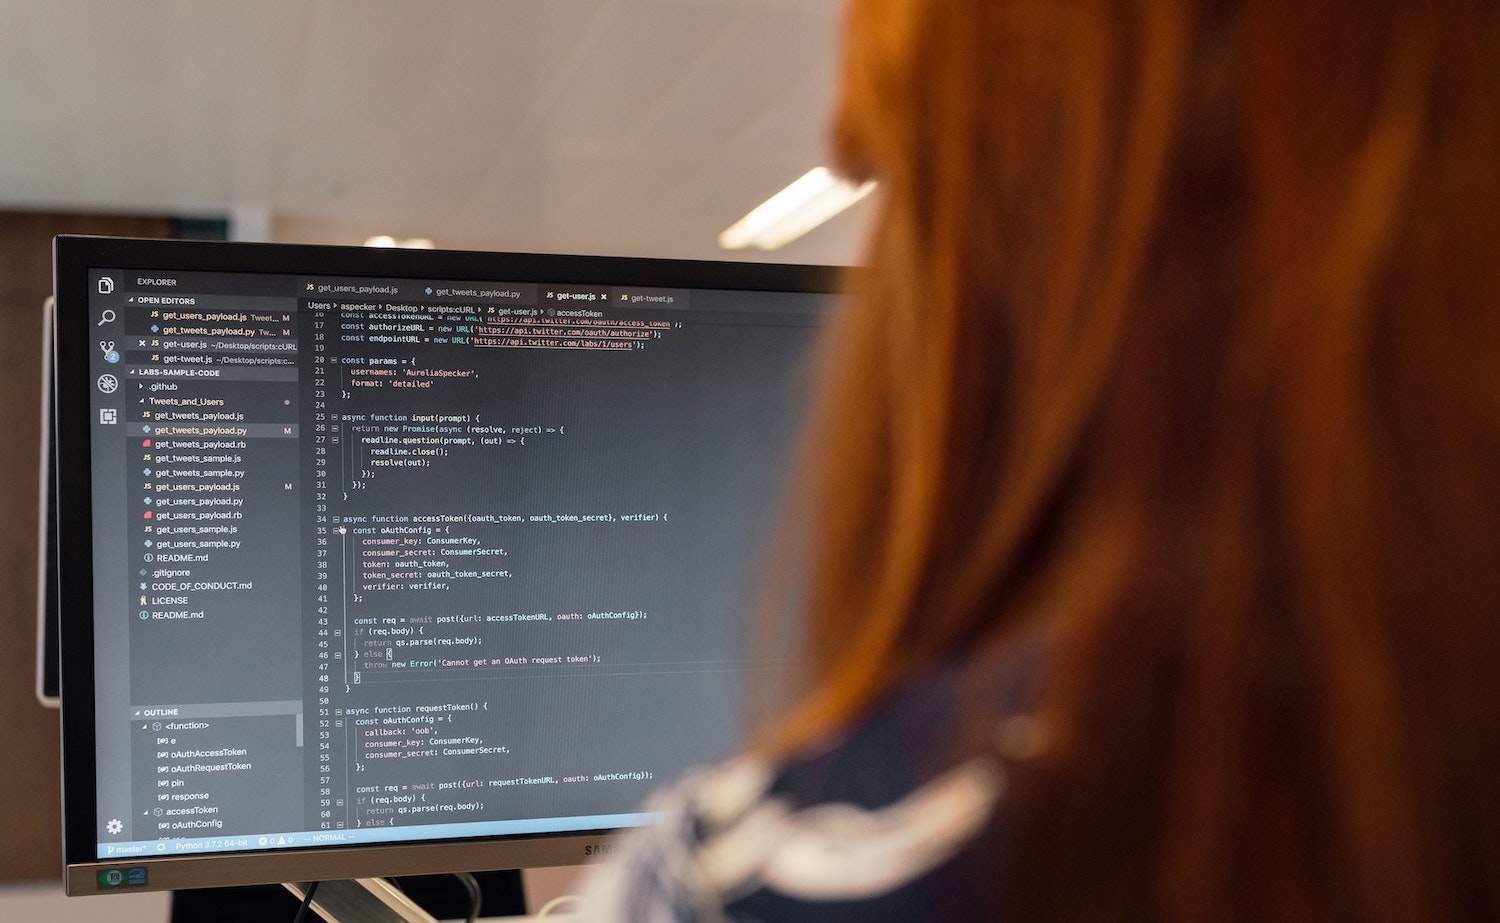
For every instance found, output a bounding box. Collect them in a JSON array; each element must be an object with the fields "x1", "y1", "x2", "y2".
[{"x1": 583, "y1": 843, "x2": 618, "y2": 858}]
